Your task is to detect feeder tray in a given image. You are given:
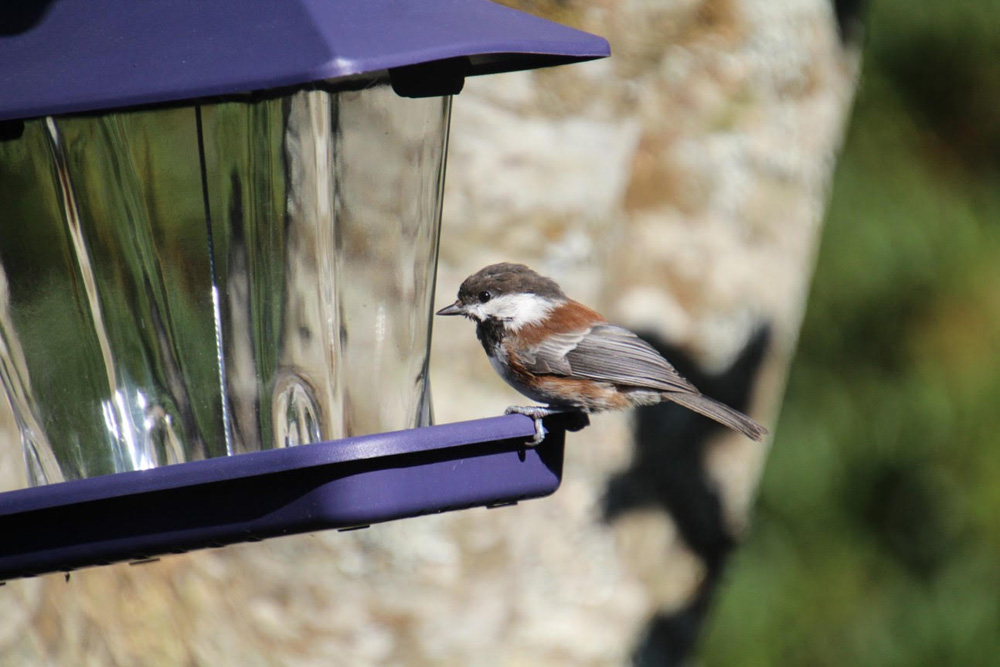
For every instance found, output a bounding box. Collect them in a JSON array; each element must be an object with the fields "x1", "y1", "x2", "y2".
[{"x1": 0, "y1": 412, "x2": 588, "y2": 582}]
